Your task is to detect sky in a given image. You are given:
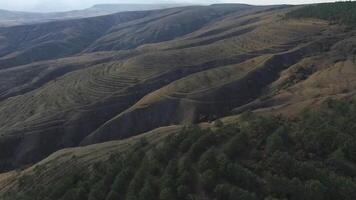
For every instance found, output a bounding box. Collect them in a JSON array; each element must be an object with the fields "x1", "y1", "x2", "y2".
[{"x1": 0, "y1": 0, "x2": 335, "y2": 12}]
